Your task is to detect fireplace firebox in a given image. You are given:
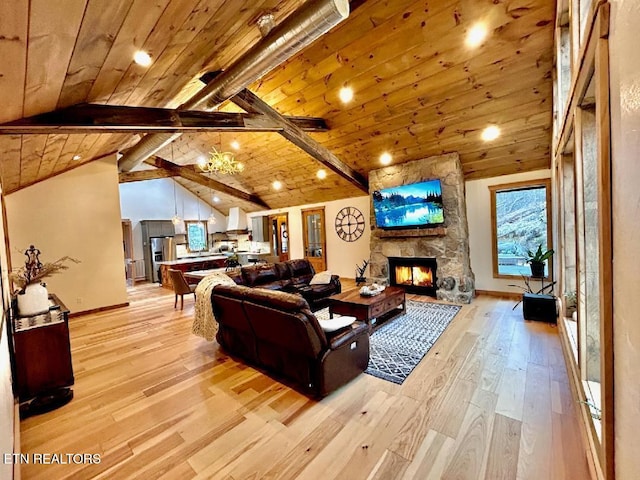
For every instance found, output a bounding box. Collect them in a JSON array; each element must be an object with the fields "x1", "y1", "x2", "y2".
[{"x1": 388, "y1": 257, "x2": 437, "y2": 296}]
